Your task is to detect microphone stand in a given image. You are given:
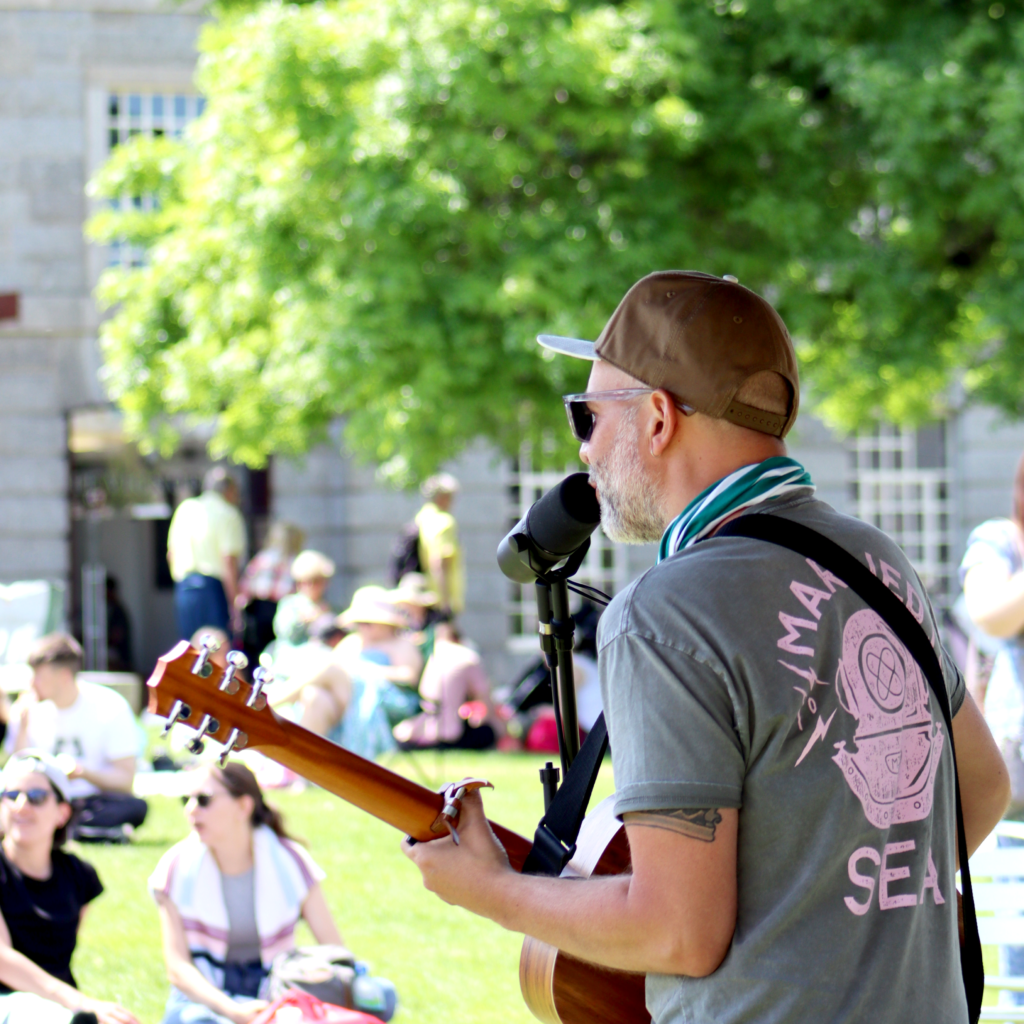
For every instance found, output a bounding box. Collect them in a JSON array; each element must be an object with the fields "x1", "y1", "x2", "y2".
[
  {"x1": 530, "y1": 543, "x2": 589, "y2": 808},
  {"x1": 496, "y1": 474, "x2": 598, "y2": 811},
  {"x1": 536, "y1": 575, "x2": 579, "y2": 778}
]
